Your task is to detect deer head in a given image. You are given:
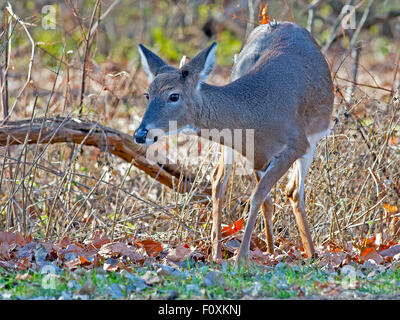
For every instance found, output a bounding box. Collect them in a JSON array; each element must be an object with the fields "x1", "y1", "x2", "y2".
[{"x1": 134, "y1": 42, "x2": 217, "y2": 145}]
